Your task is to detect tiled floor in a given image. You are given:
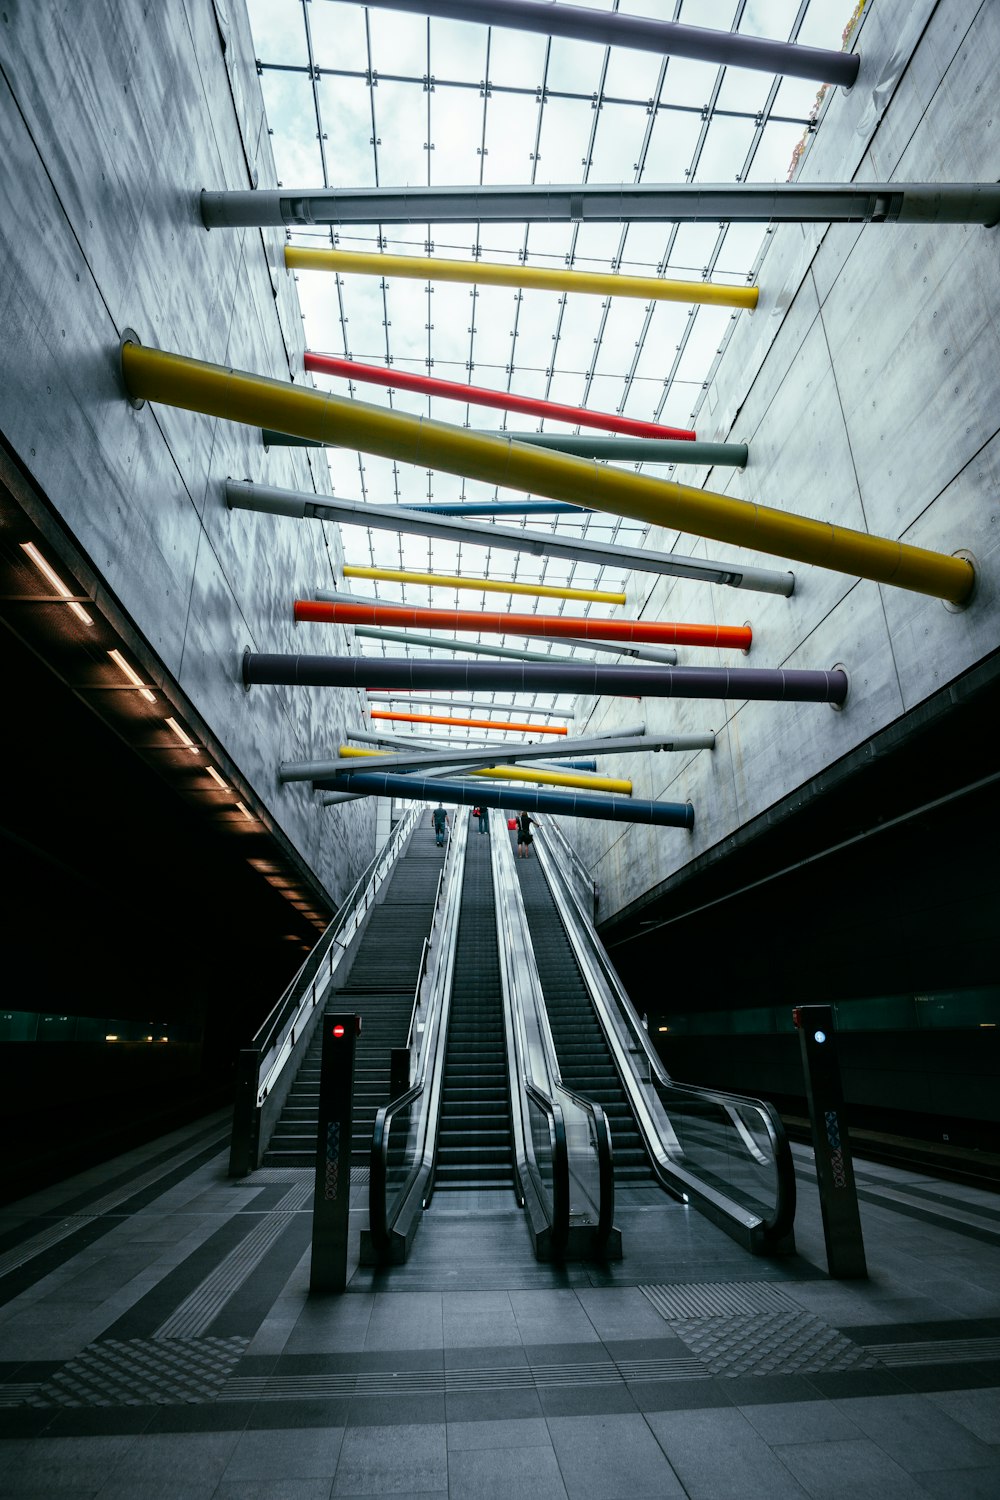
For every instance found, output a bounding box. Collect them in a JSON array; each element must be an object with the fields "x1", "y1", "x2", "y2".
[{"x1": 0, "y1": 1112, "x2": 998, "y2": 1497}]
